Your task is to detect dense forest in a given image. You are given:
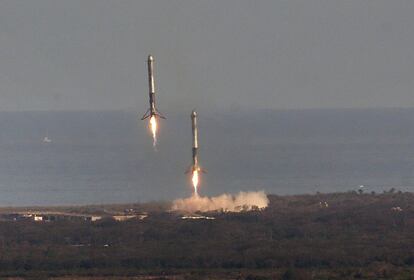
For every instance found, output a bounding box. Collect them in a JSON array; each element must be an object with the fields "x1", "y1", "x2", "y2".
[{"x1": 0, "y1": 191, "x2": 413, "y2": 279}]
